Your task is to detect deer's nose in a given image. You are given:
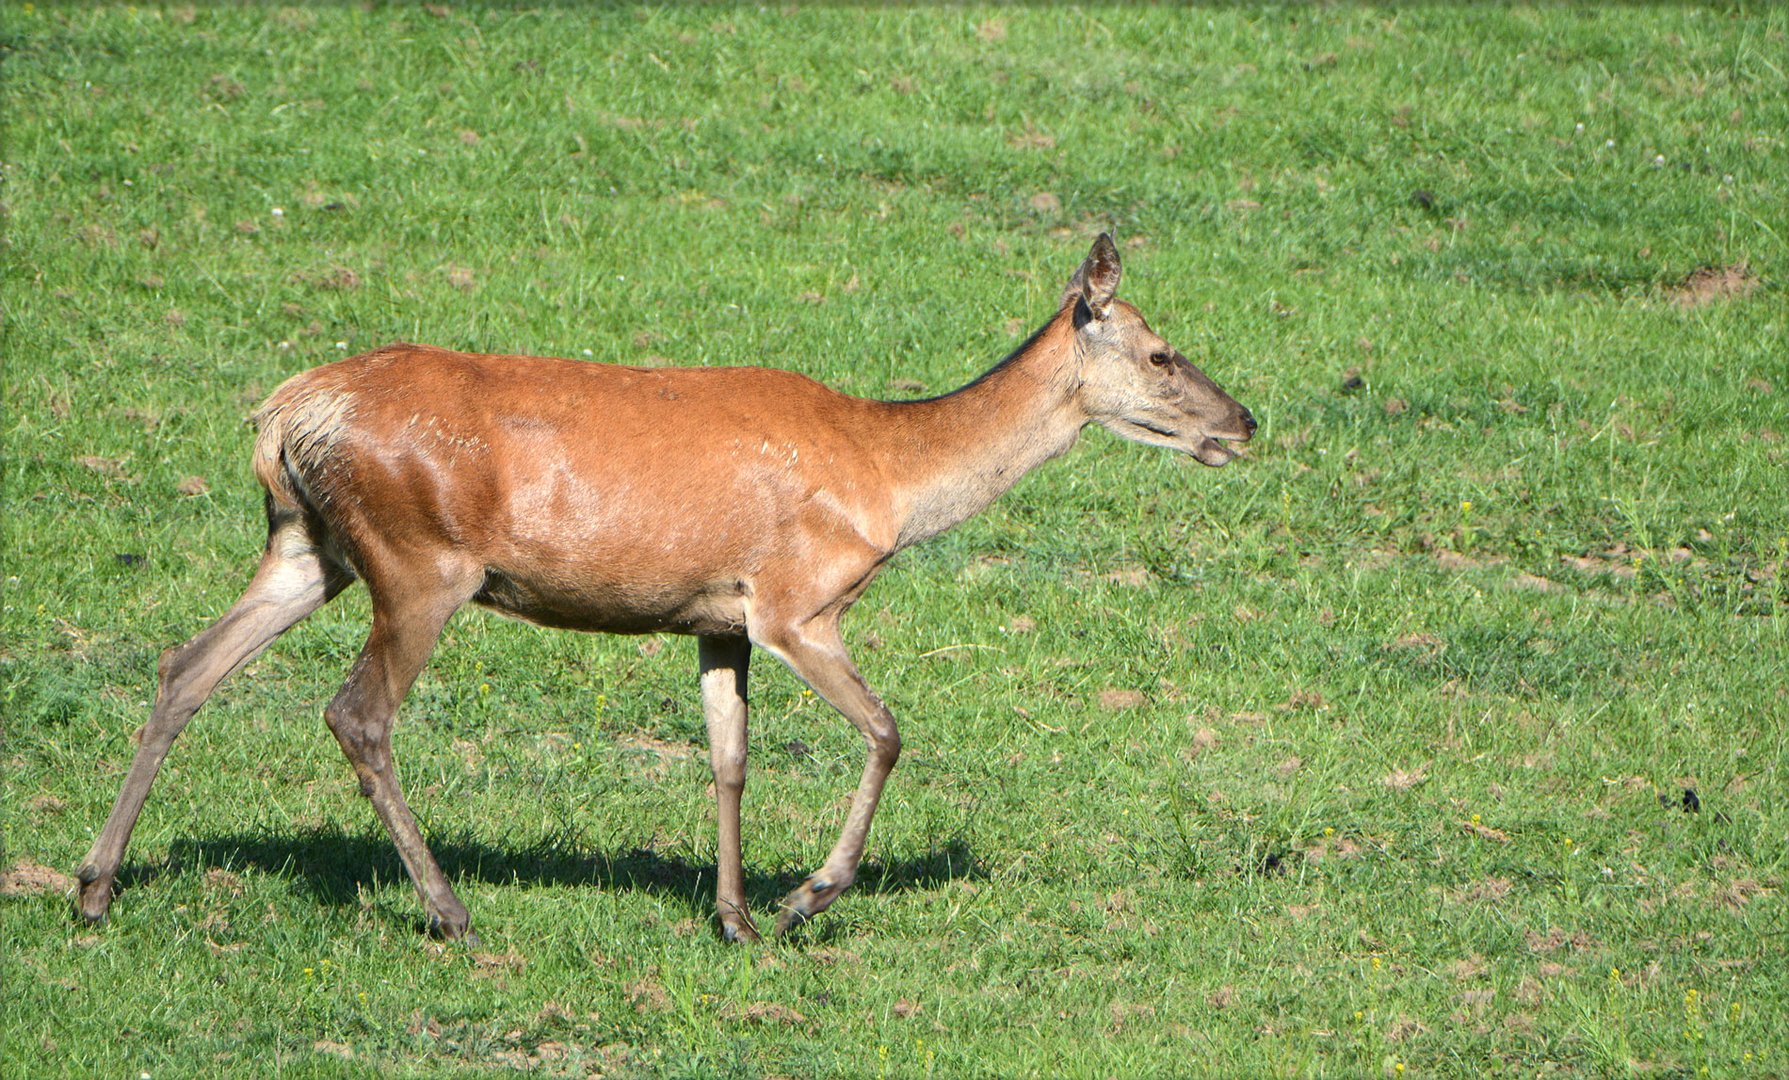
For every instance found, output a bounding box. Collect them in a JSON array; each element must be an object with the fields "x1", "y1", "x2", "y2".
[{"x1": 1240, "y1": 408, "x2": 1257, "y2": 436}]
